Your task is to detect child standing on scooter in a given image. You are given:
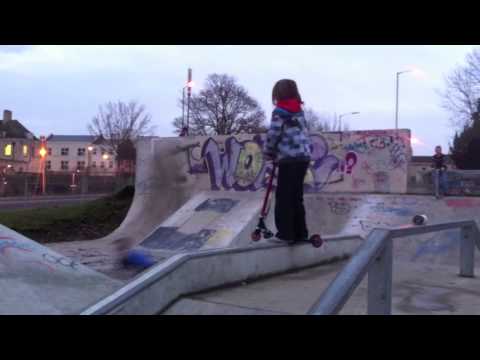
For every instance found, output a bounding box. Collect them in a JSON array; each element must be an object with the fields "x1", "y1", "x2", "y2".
[{"x1": 263, "y1": 79, "x2": 312, "y2": 244}]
